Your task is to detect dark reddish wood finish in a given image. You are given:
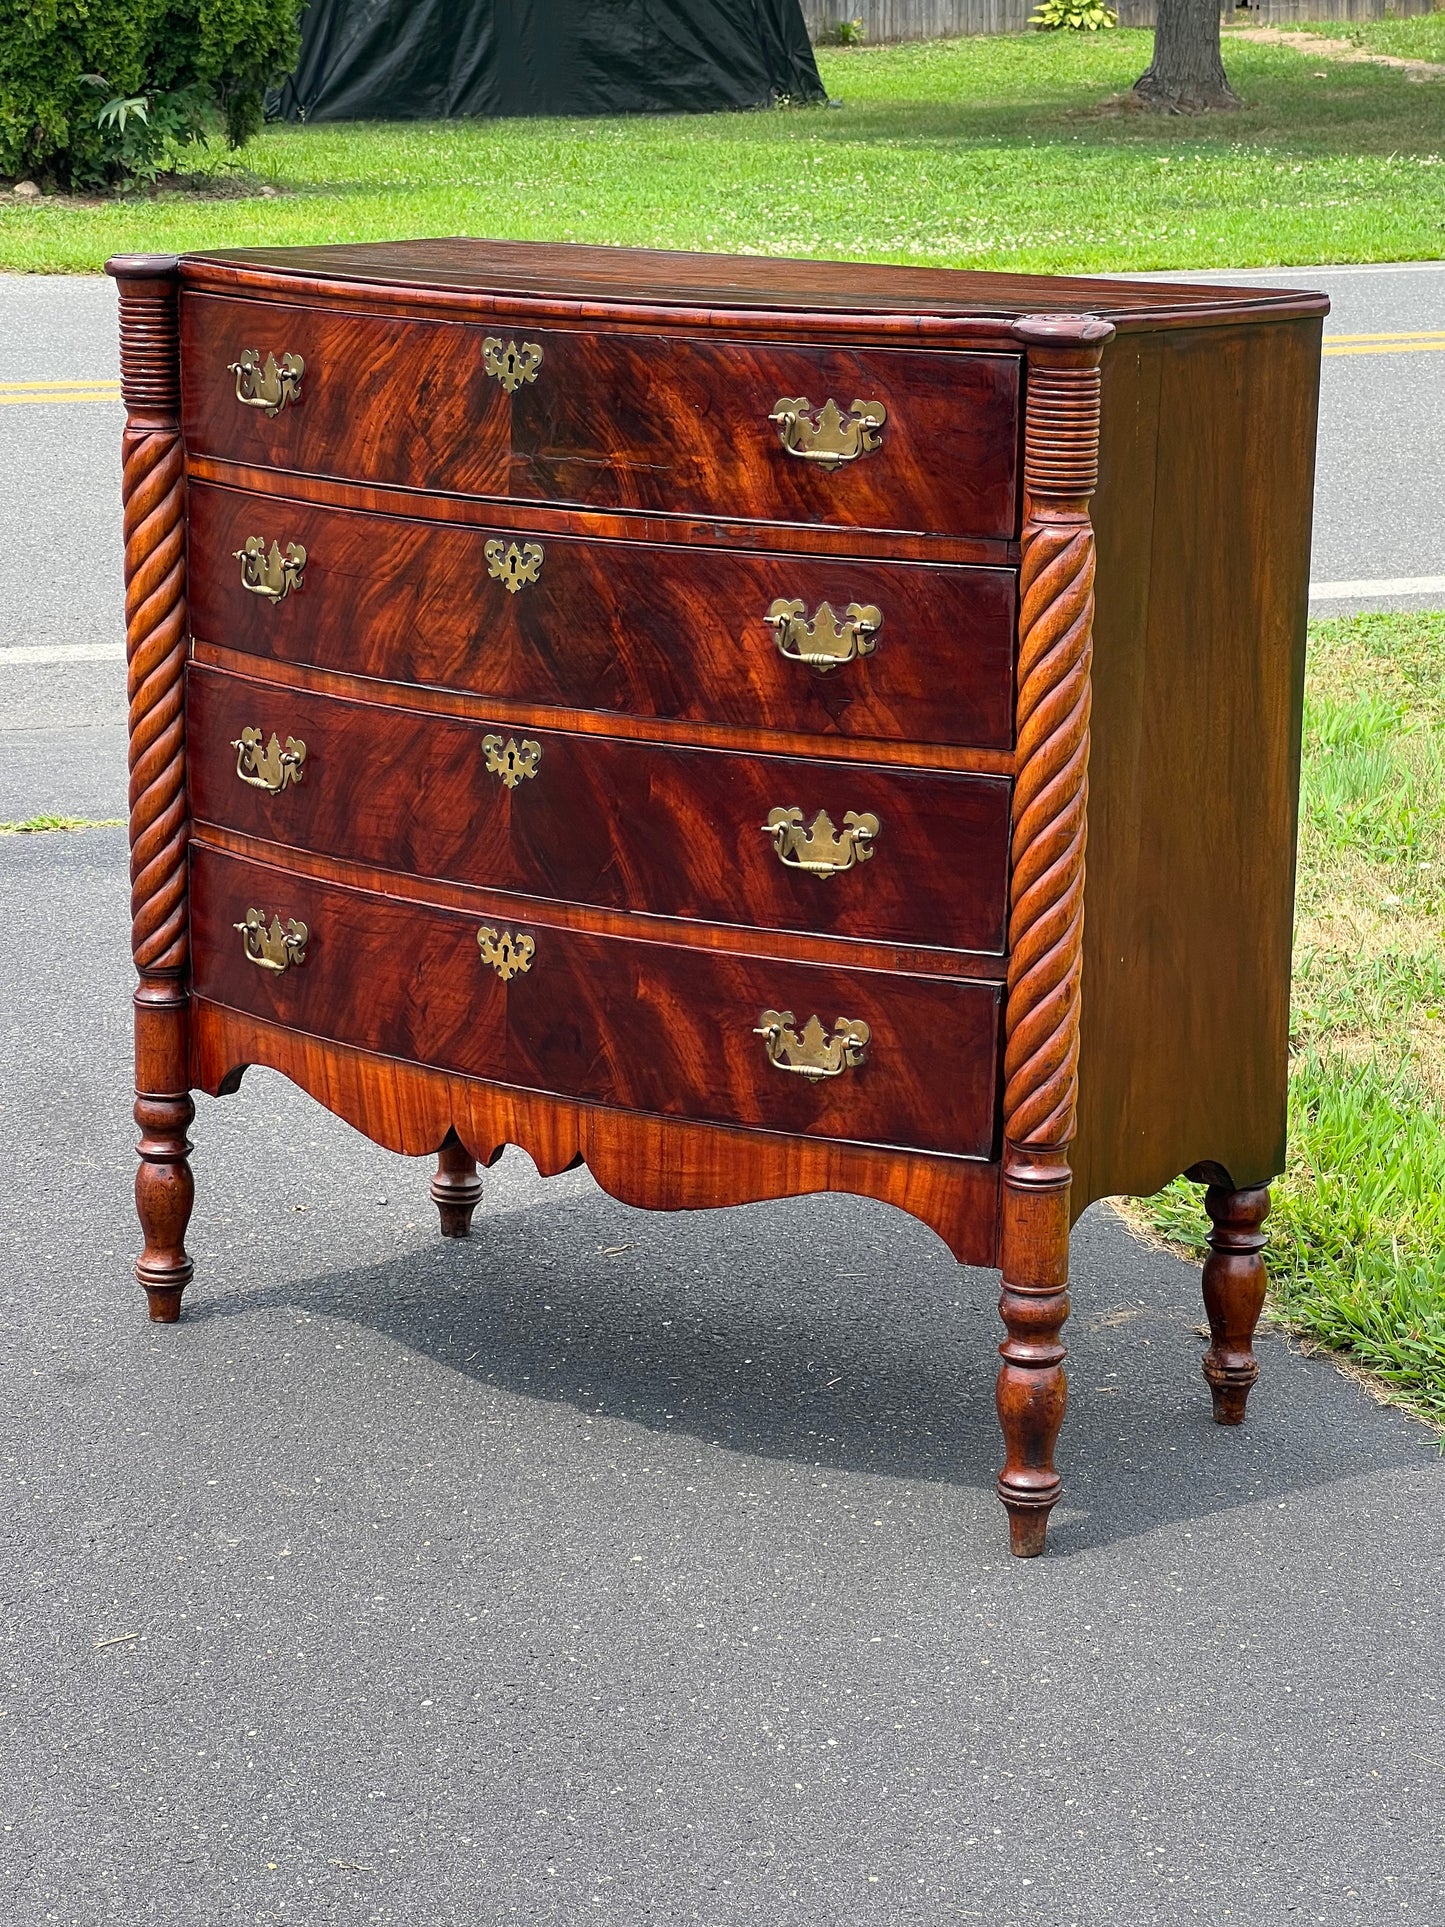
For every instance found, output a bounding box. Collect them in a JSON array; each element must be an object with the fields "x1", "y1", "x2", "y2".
[
  {"x1": 190, "y1": 1001, "x2": 1004, "y2": 1265},
  {"x1": 109, "y1": 238, "x2": 1323, "y2": 1561},
  {"x1": 1194, "y1": 1169, "x2": 1271, "y2": 1424},
  {"x1": 181, "y1": 295, "x2": 509, "y2": 496},
  {"x1": 189, "y1": 842, "x2": 1004, "y2": 1160},
  {"x1": 186, "y1": 481, "x2": 1019, "y2": 752},
  {"x1": 992, "y1": 318, "x2": 1112, "y2": 1556},
  {"x1": 431, "y1": 1127, "x2": 483, "y2": 1238},
  {"x1": 187, "y1": 664, "x2": 1011, "y2": 954},
  {"x1": 109, "y1": 253, "x2": 196, "y2": 1324},
  {"x1": 181, "y1": 237, "x2": 1329, "y2": 334},
  {"x1": 1072, "y1": 318, "x2": 1321, "y2": 1213},
  {"x1": 181, "y1": 293, "x2": 1021, "y2": 536}
]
